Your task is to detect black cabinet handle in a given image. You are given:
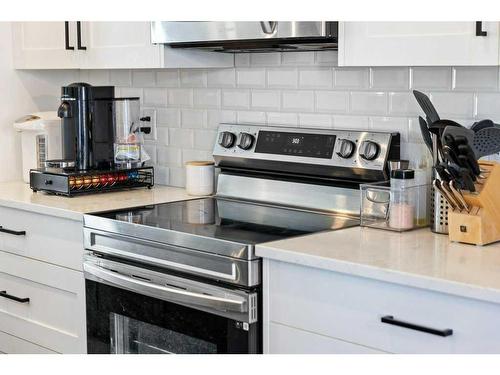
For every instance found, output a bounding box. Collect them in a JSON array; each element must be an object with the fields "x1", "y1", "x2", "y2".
[
  {"x1": 0, "y1": 290, "x2": 30, "y2": 304},
  {"x1": 64, "y1": 21, "x2": 74, "y2": 50},
  {"x1": 76, "y1": 21, "x2": 87, "y2": 50},
  {"x1": 476, "y1": 21, "x2": 487, "y2": 37},
  {"x1": 0, "y1": 226, "x2": 26, "y2": 236},
  {"x1": 381, "y1": 315, "x2": 453, "y2": 337}
]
